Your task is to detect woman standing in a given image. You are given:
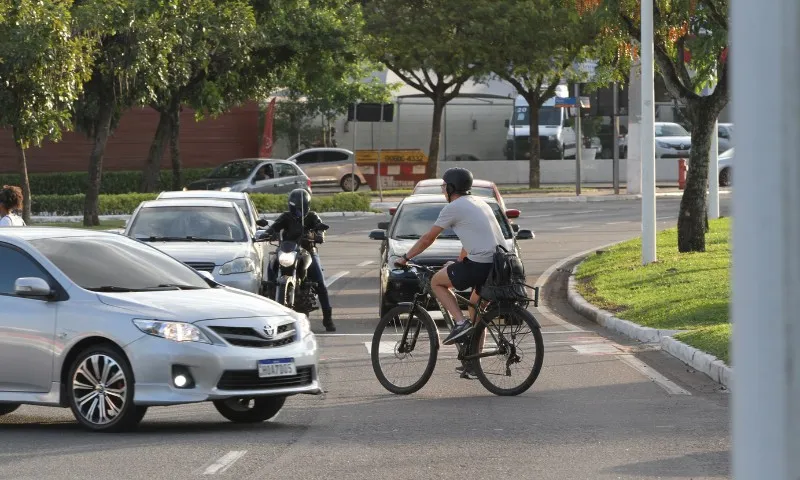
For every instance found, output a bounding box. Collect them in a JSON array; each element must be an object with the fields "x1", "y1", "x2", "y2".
[{"x1": 0, "y1": 185, "x2": 26, "y2": 226}]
